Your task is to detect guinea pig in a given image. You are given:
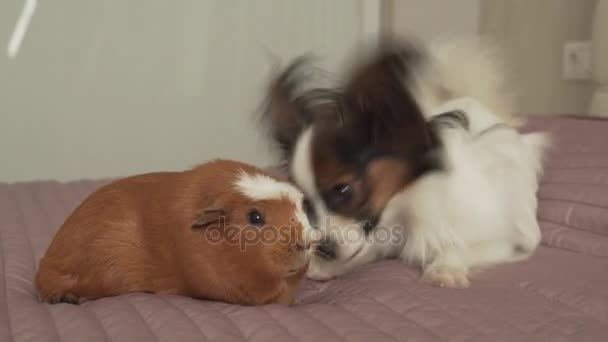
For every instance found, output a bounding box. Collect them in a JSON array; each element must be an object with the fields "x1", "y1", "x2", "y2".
[{"x1": 35, "y1": 159, "x2": 316, "y2": 305}]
